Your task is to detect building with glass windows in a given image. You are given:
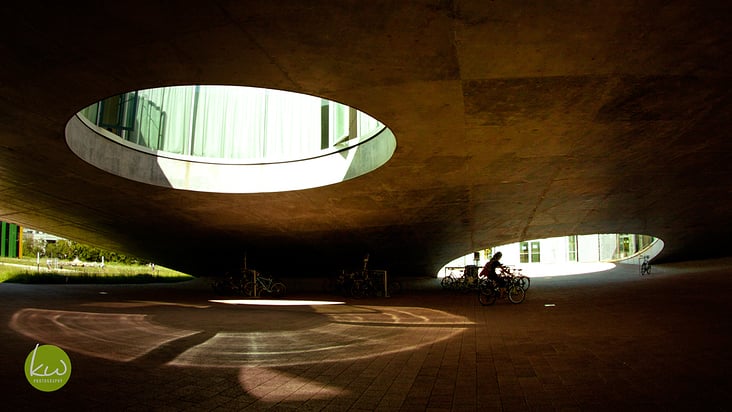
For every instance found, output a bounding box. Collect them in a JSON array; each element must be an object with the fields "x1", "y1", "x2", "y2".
[
  {"x1": 80, "y1": 86, "x2": 384, "y2": 164},
  {"x1": 0, "y1": 222, "x2": 22, "y2": 258},
  {"x1": 440, "y1": 234, "x2": 657, "y2": 275}
]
